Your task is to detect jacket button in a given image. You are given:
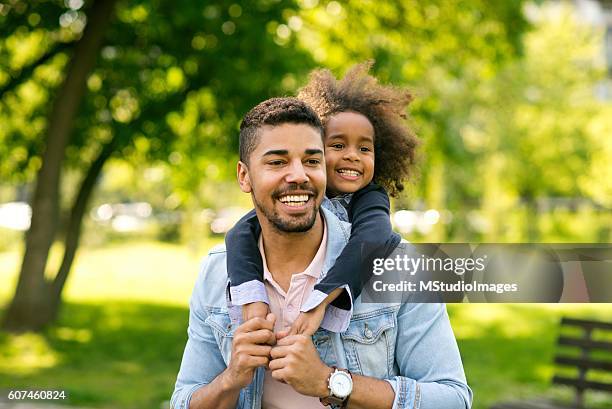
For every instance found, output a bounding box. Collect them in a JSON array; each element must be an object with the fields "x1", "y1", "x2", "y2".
[{"x1": 364, "y1": 327, "x2": 373, "y2": 339}]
